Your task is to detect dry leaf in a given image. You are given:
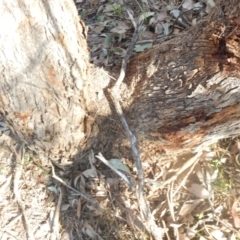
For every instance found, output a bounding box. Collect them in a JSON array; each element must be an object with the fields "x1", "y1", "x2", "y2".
[
  {"x1": 232, "y1": 198, "x2": 240, "y2": 228},
  {"x1": 182, "y1": 0, "x2": 194, "y2": 10},
  {"x1": 196, "y1": 167, "x2": 218, "y2": 186},
  {"x1": 89, "y1": 150, "x2": 96, "y2": 166},
  {"x1": 79, "y1": 175, "x2": 86, "y2": 193},
  {"x1": 178, "y1": 231, "x2": 190, "y2": 240},
  {"x1": 110, "y1": 21, "x2": 129, "y2": 34},
  {"x1": 82, "y1": 221, "x2": 103, "y2": 240},
  {"x1": 186, "y1": 183, "x2": 210, "y2": 199},
  {"x1": 61, "y1": 204, "x2": 70, "y2": 211},
  {"x1": 73, "y1": 173, "x2": 82, "y2": 188},
  {"x1": 206, "y1": 0, "x2": 215, "y2": 13},
  {"x1": 137, "y1": 12, "x2": 155, "y2": 23},
  {"x1": 211, "y1": 229, "x2": 227, "y2": 240},
  {"x1": 83, "y1": 222, "x2": 97, "y2": 238},
  {"x1": 95, "y1": 185, "x2": 107, "y2": 197},
  {"x1": 106, "y1": 177, "x2": 119, "y2": 188},
  {"x1": 149, "y1": 11, "x2": 169, "y2": 26},
  {"x1": 177, "y1": 199, "x2": 203, "y2": 220},
  {"x1": 92, "y1": 25, "x2": 104, "y2": 33},
  {"x1": 82, "y1": 167, "x2": 98, "y2": 178},
  {"x1": 110, "y1": 26, "x2": 127, "y2": 34},
  {"x1": 90, "y1": 0, "x2": 100, "y2": 5},
  {"x1": 104, "y1": 3, "x2": 121, "y2": 12}
]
